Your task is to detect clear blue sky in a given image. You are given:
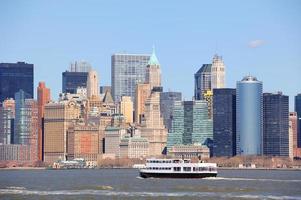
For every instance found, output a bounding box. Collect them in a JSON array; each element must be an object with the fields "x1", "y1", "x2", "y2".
[{"x1": 0, "y1": 0, "x2": 300, "y2": 110}]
